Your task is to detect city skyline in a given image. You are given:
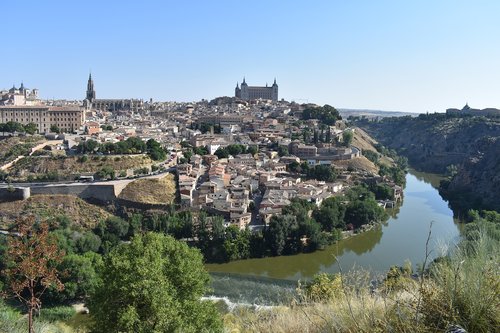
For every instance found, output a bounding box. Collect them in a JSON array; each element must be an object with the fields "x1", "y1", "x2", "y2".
[{"x1": 2, "y1": 1, "x2": 500, "y2": 112}]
